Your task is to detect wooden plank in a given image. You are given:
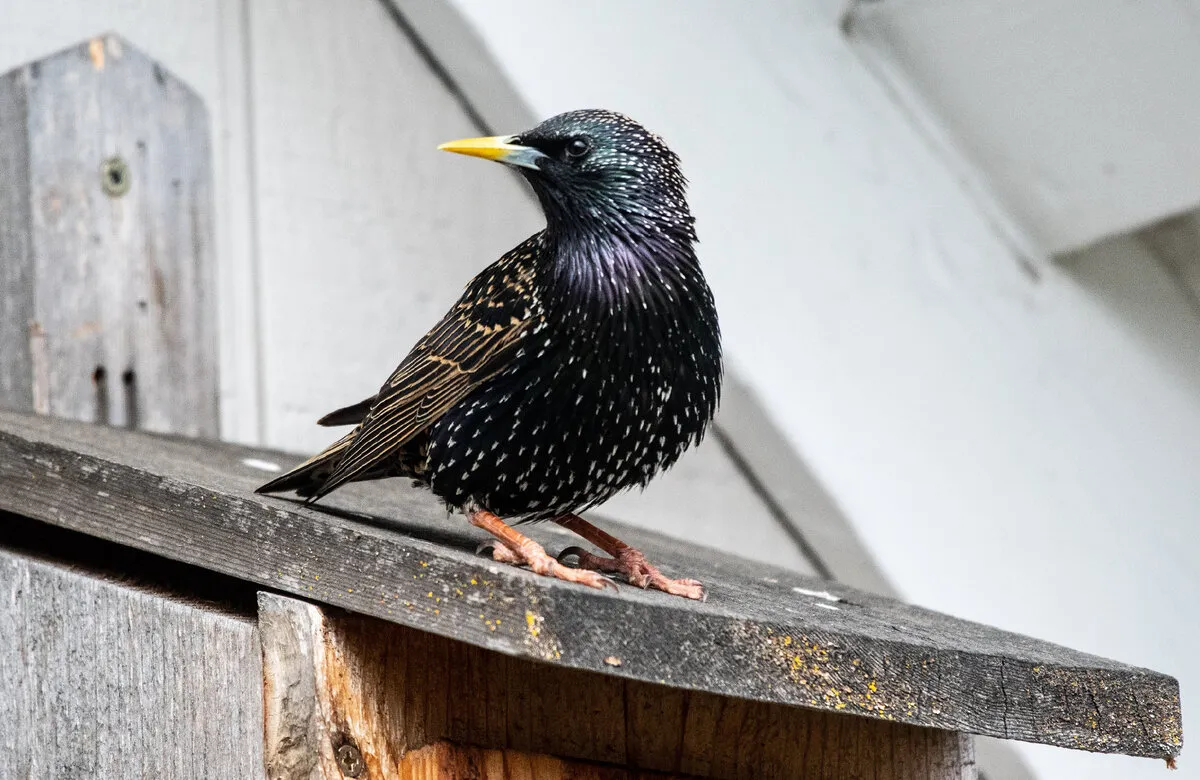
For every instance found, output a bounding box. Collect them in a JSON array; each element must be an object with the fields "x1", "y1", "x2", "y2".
[
  {"x1": 0, "y1": 6, "x2": 266, "y2": 444},
  {"x1": 396, "y1": 742, "x2": 686, "y2": 780},
  {"x1": 212, "y1": 0, "x2": 268, "y2": 445},
  {"x1": 0, "y1": 35, "x2": 218, "y2": 437},
  {"x1": 0, "y1": 410, "x2": 1181, "y2": 761},
  {"x1": 0, "y1": 71, "x2": 36, "y2": 414},
  {"x1": 259, "y1": 592, "x2": 975, "y2": 780},
  {"x1": 260, "y1": 591, "x2": 338, "y2": 780},
  {"x1": 0, "y1": 544, "x2": 264, "y2": 779}
]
